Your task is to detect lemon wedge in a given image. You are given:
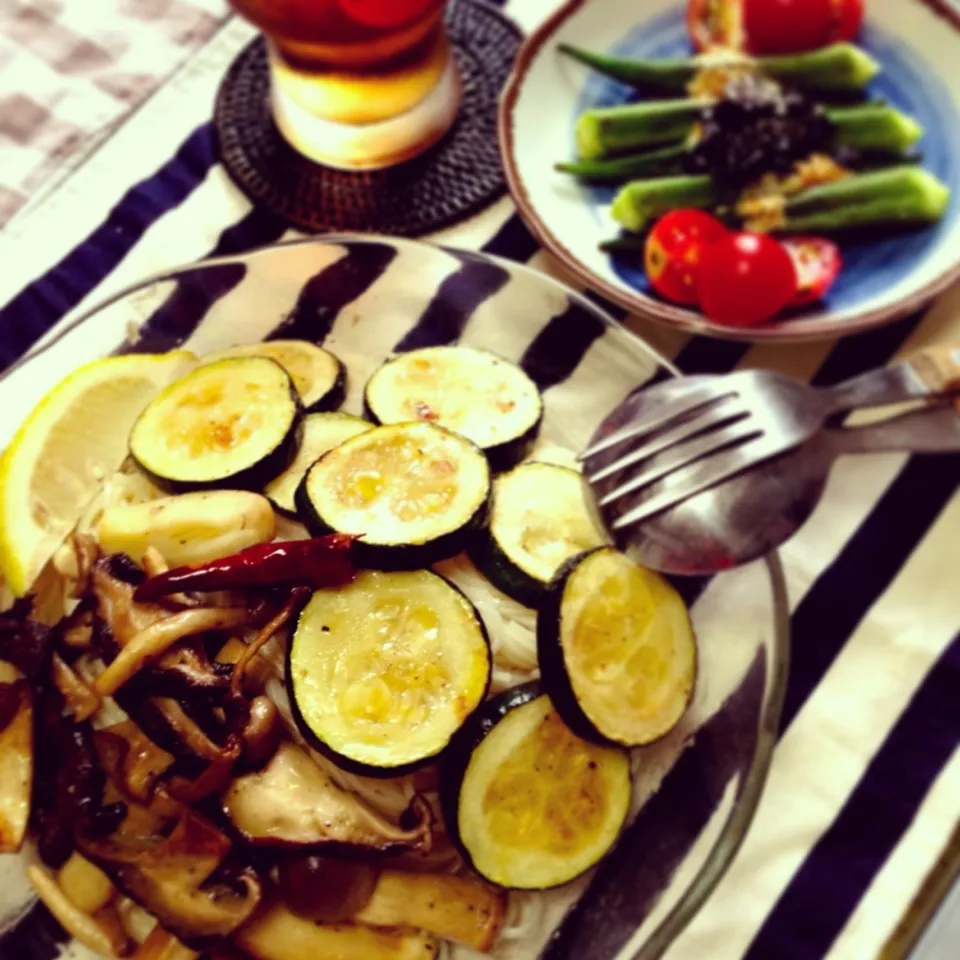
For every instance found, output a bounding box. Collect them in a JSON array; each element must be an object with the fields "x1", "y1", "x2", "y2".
[{"x1": 0, "y1": 352, "x2": 197, "y2": 596}]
